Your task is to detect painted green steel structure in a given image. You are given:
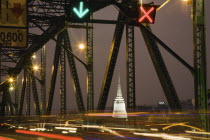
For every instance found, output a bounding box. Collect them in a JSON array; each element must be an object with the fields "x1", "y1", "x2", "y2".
[
  {"x1": 126, "y1": 25, "x2": 136, "y2": 109},
  {"x1": 87, "y1": 13, "x2": 94, "y2": 111},
  {"x1": 193, "y1": 0, "x2": 209, "y2": 131},
  {"x1": 41, "y1": 46, "x2": 46, "y2": 115},
  {"x1": 0, "y1": 0, "x2": 208, "y2": 131}
]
